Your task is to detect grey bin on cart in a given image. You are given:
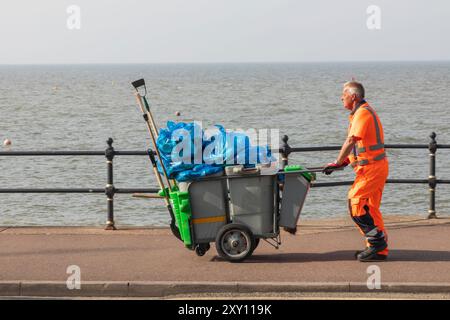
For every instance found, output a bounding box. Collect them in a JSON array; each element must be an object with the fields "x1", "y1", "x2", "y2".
[
  {"x1": 227, "y1": 175, "x2": 277, "y2": 237},
  {"x1": 179, "y1": 178, "x2": 228, "y2": 243},
  {"x1": 279, "y1": 174, "x2": 310, "y2": 229}
]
